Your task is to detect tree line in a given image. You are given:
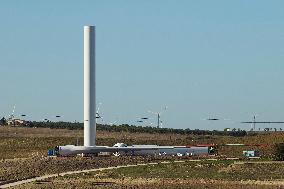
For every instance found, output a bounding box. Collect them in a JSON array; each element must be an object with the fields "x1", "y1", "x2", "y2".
[{"x1": 23, "y1": 121, "x2": 248, "y2": 137}]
